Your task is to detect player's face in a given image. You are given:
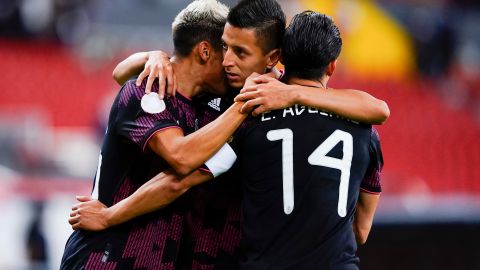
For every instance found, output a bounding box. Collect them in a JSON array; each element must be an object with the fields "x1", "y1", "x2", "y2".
[
  {"x1": 222, "y1": 23, "x2": 273, "y2": 89},
  {"x1": 203, "y1": 48, "x2": 229, "y2": 96}
]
